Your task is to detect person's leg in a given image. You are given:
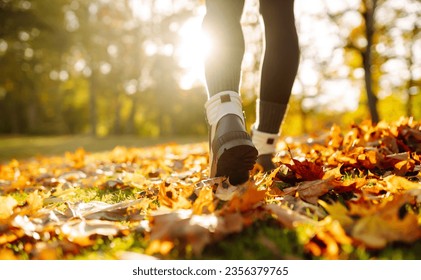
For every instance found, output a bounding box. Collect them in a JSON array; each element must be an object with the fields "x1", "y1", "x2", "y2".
[
  {"x1": 253, "y1": 0, "x2": 300, "y2": 171},
  {"x1": 202, "y1": 0, "x2": 245, "y2": 97},
  {"x1": 202, "y1": 0, "x2": 257, "y2": 184}
]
